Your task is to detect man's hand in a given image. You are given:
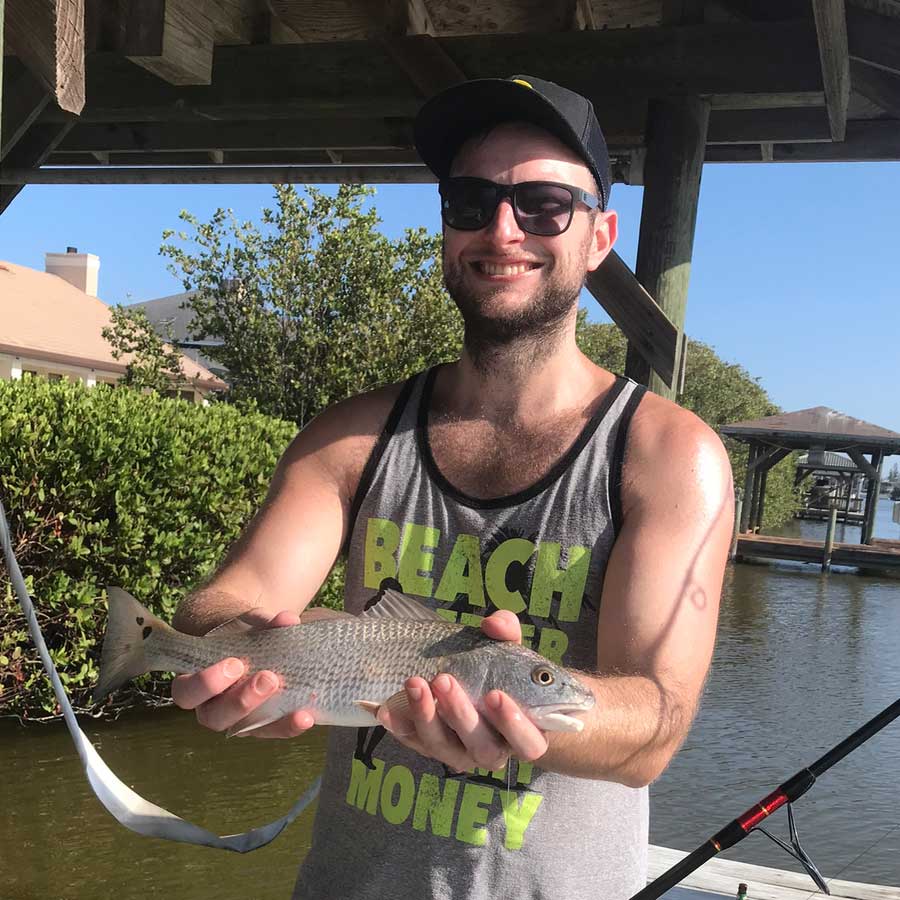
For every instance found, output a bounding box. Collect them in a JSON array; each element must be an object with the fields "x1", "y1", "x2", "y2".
[
  {"x1": 376, "y1": 610, "x2": 549, "y2": 771},
  {"x1": 170, "y1": 610, "x2": 315, "y2": 739}
]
